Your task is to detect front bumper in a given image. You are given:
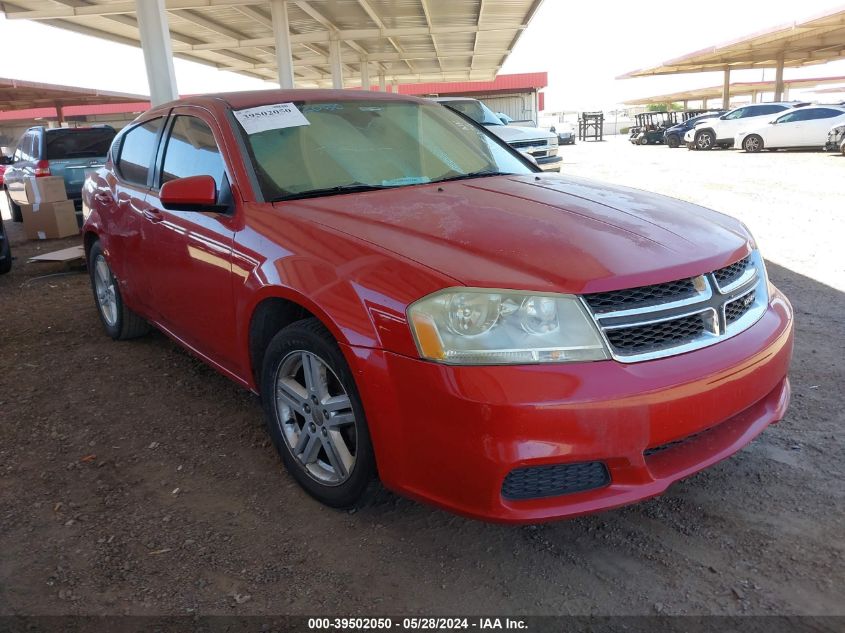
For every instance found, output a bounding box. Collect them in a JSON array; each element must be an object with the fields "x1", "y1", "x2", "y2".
[
  {"x1": 536, "y1": 155, "x2": 563, "y2": 172},
  {"x1": 346, "y1": 287, "x2": 793, "y2": 523}
]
